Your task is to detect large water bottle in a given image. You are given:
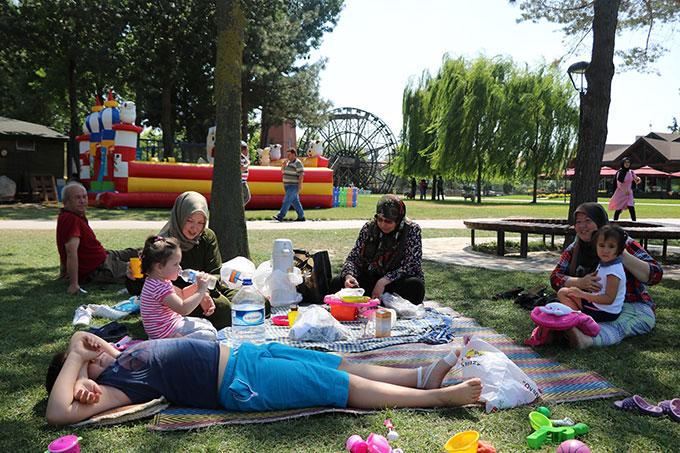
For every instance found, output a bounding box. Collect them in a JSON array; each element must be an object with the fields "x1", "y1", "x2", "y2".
[
  {"x1": 179, "y1": 268, "x2": 217, "y2": 290},
  {"x1": 230, "y1": 278, "x2": 266, "y2": 347}
]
